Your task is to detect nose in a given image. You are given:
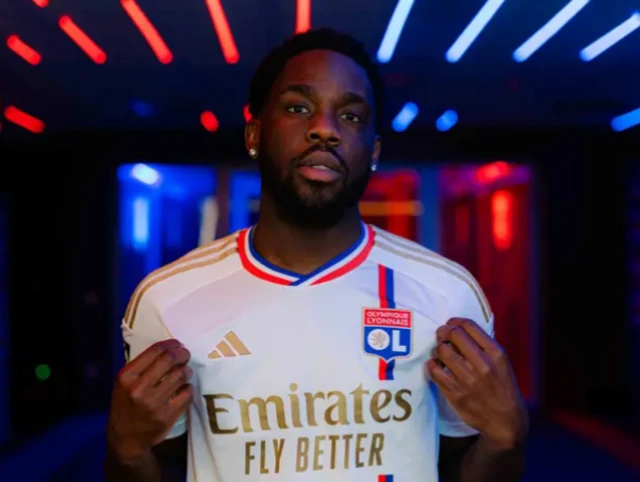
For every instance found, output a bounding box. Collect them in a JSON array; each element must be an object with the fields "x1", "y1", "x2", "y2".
[{"x1": 306, "y1": 112, "x2": 341, "y2": 147}]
